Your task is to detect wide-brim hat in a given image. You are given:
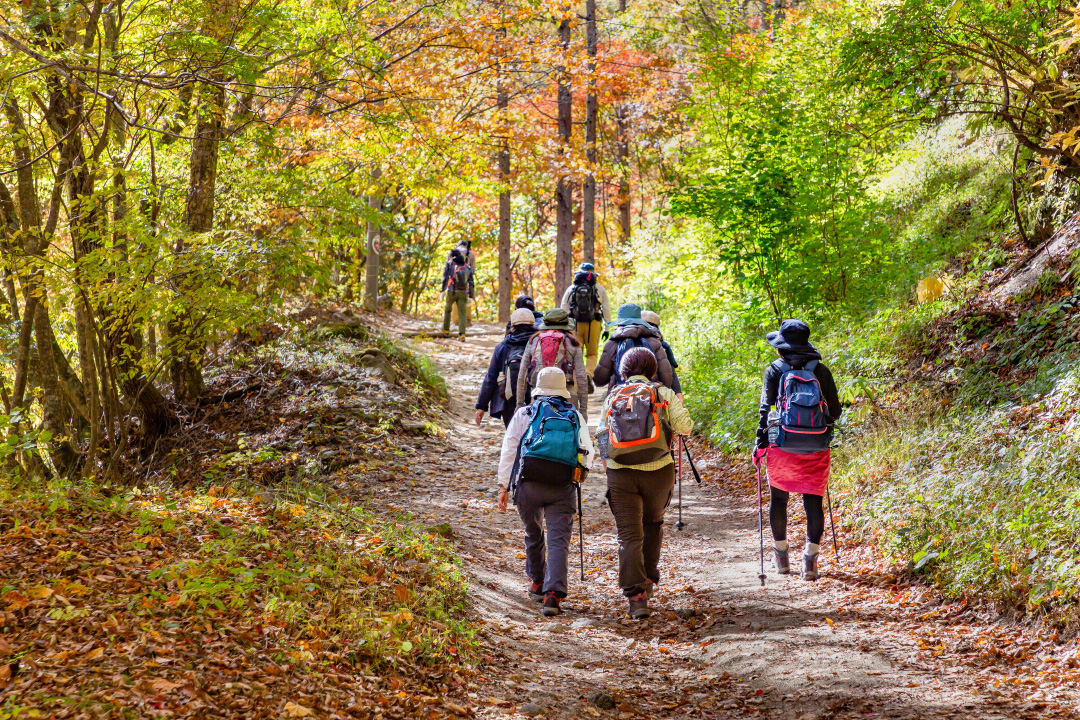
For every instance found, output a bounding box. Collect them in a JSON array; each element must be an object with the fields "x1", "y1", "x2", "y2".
[
  {"x1": 640, "y1": 310, "x2": 661, "y2": 326},
  {"x1": 534, "y1": 367, "x2": 571, "y2": 399},
  {"x1": 766, "y1": 319, "x2": 816, "y2": 352},
  {"x1": 578, "y1": 262, "x2": 595, "y2": 273},
  {"x1": 613, "y1": 302, "x2": 651, "y2": 327},
  {"x1": 540, "y1": 308, "x2": 571, "y2": 329}
]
